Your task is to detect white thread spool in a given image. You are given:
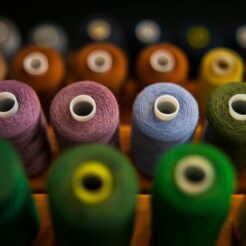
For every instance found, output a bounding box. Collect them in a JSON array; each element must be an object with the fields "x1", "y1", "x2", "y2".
[
  {"x1": 69, "y1": 95, "x2": 96, "y2": 122},
  {"x1": 0, "y1": 92, "x2": 19, "y2": 118},
  {"x1": 150, "y1": 50, "x2": 175, "y2": 73},
  {"x1": 236, "y1": 25, "x2": 246, "y2": 49},
  {"x1": 87, "y1": 50, "x2": 112, "y2": 73},
  {"x1": 154, "y1": 95, "x2": 180, "y2": 121},
  {"x1": 175, "y1": 155, "x2": 215, "y2": 195},
  {"x1": 228, "y1": 94, "x2": 246, "y2": 121}
]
